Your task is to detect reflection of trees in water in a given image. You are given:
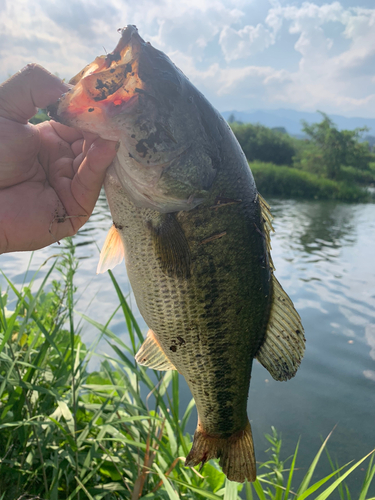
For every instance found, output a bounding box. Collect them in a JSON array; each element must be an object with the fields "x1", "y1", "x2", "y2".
[{"x1": 270, "y1": 199, "x2": 357, "y2": 255}]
